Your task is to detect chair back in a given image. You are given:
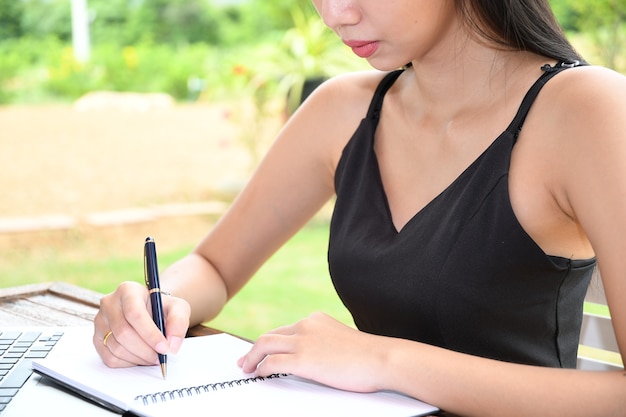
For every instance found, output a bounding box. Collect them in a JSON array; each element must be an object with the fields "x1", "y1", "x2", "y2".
[{"x1": 577, "y1": 272, "x2": 623, "y2": 371}]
